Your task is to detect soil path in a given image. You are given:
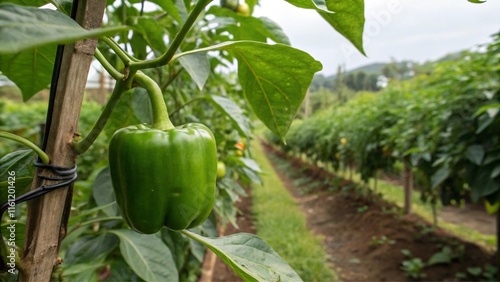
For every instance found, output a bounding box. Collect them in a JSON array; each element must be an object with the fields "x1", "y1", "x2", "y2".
[{"x1": 210, "y1": 141, "x2": 496, "y2": 281}]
